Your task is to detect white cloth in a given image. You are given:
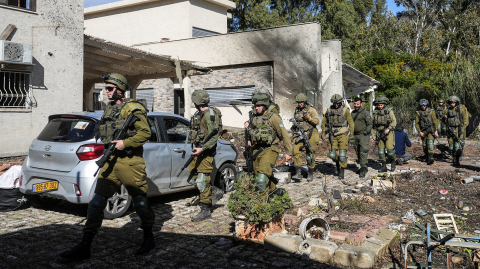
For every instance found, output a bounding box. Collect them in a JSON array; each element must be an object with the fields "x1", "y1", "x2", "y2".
[{"x1": 0, "y1": 166, "x2": 22, "y2": 189}]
